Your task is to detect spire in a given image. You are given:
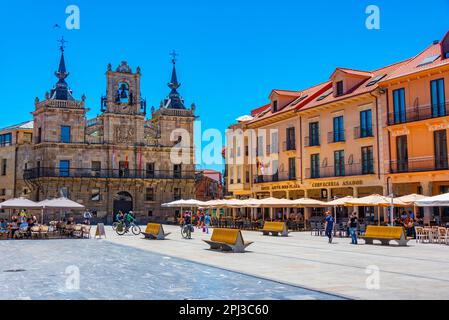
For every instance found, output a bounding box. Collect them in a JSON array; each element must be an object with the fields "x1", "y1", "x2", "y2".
[
  {"x1": 164, "y1": 50, "x2": 186, "y2": 109},
  {"x1": 49, "y1": 37, "x2": 74, "y2": 101}
]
